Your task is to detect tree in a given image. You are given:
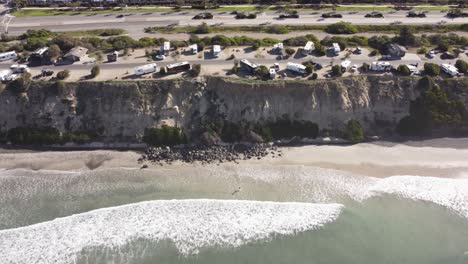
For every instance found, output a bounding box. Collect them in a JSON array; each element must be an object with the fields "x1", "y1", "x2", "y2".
[
  {"x1": 424, "y1": 63, "x2": 440, "y2": 76},
  {"x1": 455, "y1": 60, "x2": 468, "y2": 74},
  {"x1": 438, "y1": 40, "x2": 450, "y2": 52},
  {"x1": 256, "y1": 65, "x2": 270, "y2": 80},
  {"x1": 344, "y1": 119, "x2": 364, "y2": 143},
  {"x1": 325, "y1": 22, "x2": 358, "y2": 34},
  {"x1": 331, "y1": 65, "x2": 343, "y2": 76},
  {"x1": 46, "y1": 44, "x2": 62, "y2": 63},
  {"x1": 57, "y1": 69, "x2": 70, "y2": 80},
  {"x1": 7, "y1": 72, "x2": 31, "y2": 94},
  {"x1": 160, "y1": 67, "x2": 166, "y2": 74},
  {"x1": 397, "y1": 65, "x2": 411, "y2": 76},
  {"x1": 194, "y1": 23, "x2": 211, "y2": 34},
  {"x1": 396, "y1": 26, "x2": 416, "y2": 46},
  {"x1": 90, "y1": 65, "x2": 100, "y2": 78},
  {"x1": 191, "y1": 64, "x2": 201, "y2": 77},
  {"x1": 285, "y1": 47, "x2": 295, "y2": 56}
]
